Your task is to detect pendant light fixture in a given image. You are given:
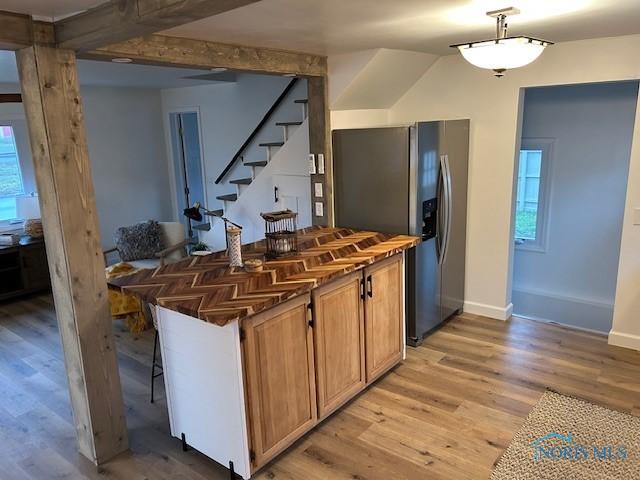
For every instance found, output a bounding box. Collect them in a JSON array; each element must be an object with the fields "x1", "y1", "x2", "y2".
[{"x1": 450, "y1": 7, "x2": 553, "y2": 77}]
